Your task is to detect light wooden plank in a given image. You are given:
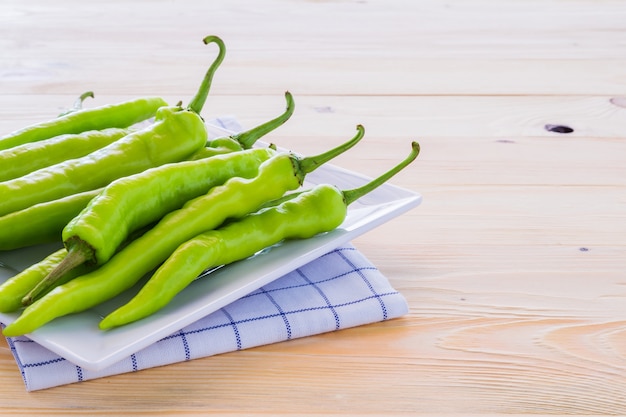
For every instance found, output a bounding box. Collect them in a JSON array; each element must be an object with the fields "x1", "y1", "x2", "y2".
[
  {"x1": 1, "y1": 0, "x2": 625, "y2": 96},
  {"x1": 2, "y1": 58, "x2": 626, "y2": 96}
]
